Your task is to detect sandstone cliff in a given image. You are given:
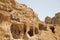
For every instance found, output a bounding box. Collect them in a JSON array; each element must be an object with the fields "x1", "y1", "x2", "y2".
[
  {"x1": 45, "y1": 12, "x2": 60, "y2": 25},
  {"x1": 0, "y1": 0, "x2": 60, "y2": 40}
]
